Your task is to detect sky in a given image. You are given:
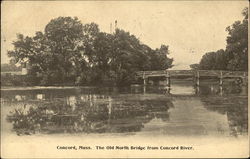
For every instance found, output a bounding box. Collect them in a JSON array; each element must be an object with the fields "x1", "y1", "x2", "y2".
[{"x1": 1, "y1": 0, "x2": 248, "y2": 69}]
